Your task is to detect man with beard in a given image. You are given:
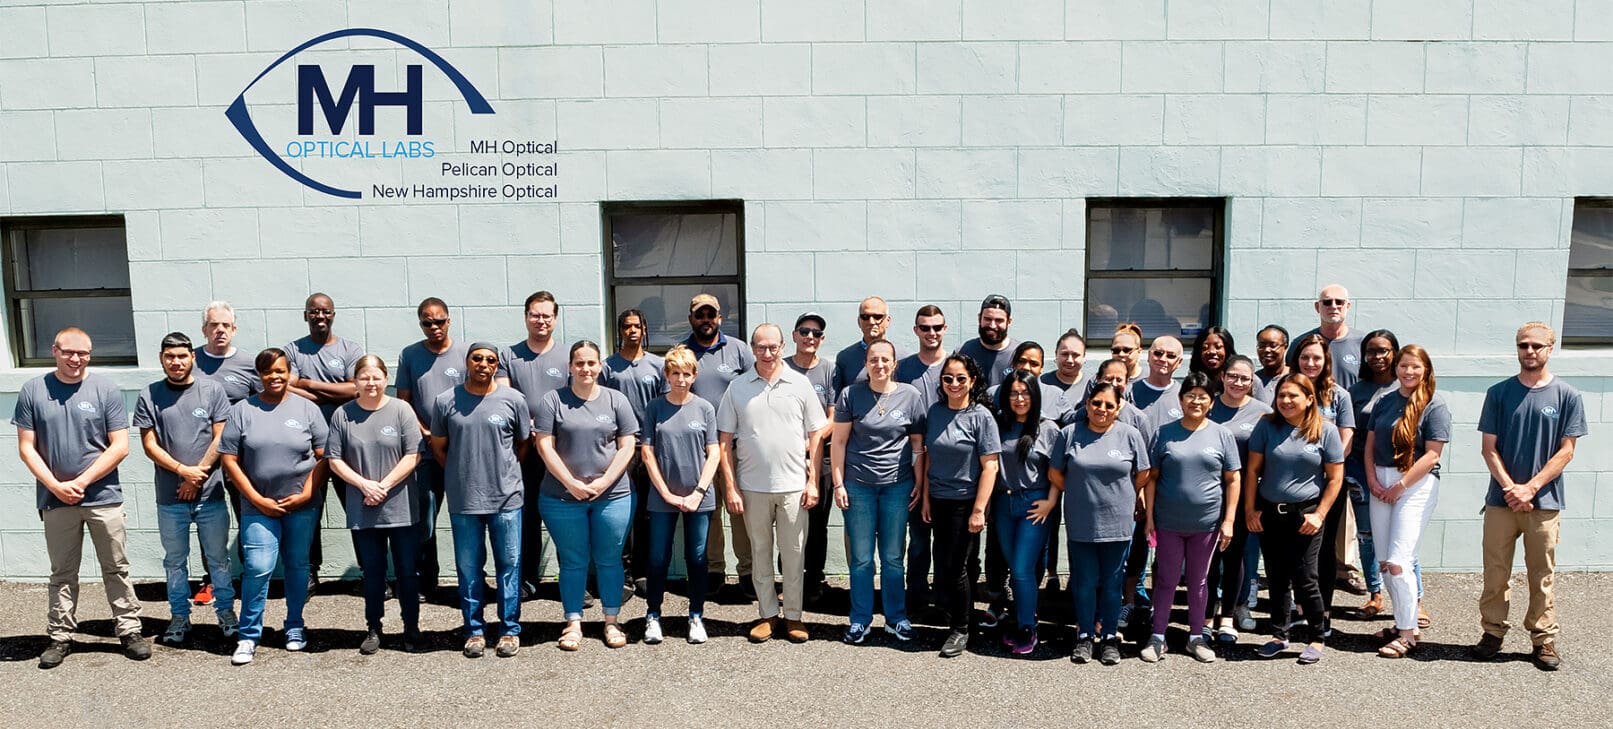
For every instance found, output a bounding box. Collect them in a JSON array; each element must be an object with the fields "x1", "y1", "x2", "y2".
[
  {"x1": 832, "y1": 297, "x2": 905, "y2": 395},
  {"x1": 600, "y1": 308, "x2": 667, "y2": 595},
  {"x1": 396, "y1": 297, "x2": 470, "y2": 601},
  {"x1": 284, "y1": 293, "x2": 362, "y2": 590},
  {"x1": 1287, "y1": 285, "x2": 1366, "y2": 390},
  {"x1": 787, "y1": 312, "x2": 836, "y2": 603},
  {"x1": 497, "y1": 291, "x2": 570, "y2": 599},
  {"x1": 683, "y1": 293, "x2": 757, "y2": 598},
  {"x1": 957, "y1": 295, "x2": 1016, "y2": 390}
]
